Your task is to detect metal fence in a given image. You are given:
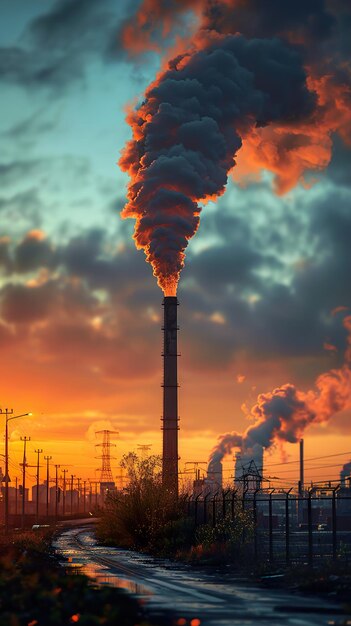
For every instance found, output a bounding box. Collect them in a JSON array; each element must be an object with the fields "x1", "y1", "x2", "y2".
[{"x1": 184, "y1": 489, "x2": 351, "y2": 566}]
